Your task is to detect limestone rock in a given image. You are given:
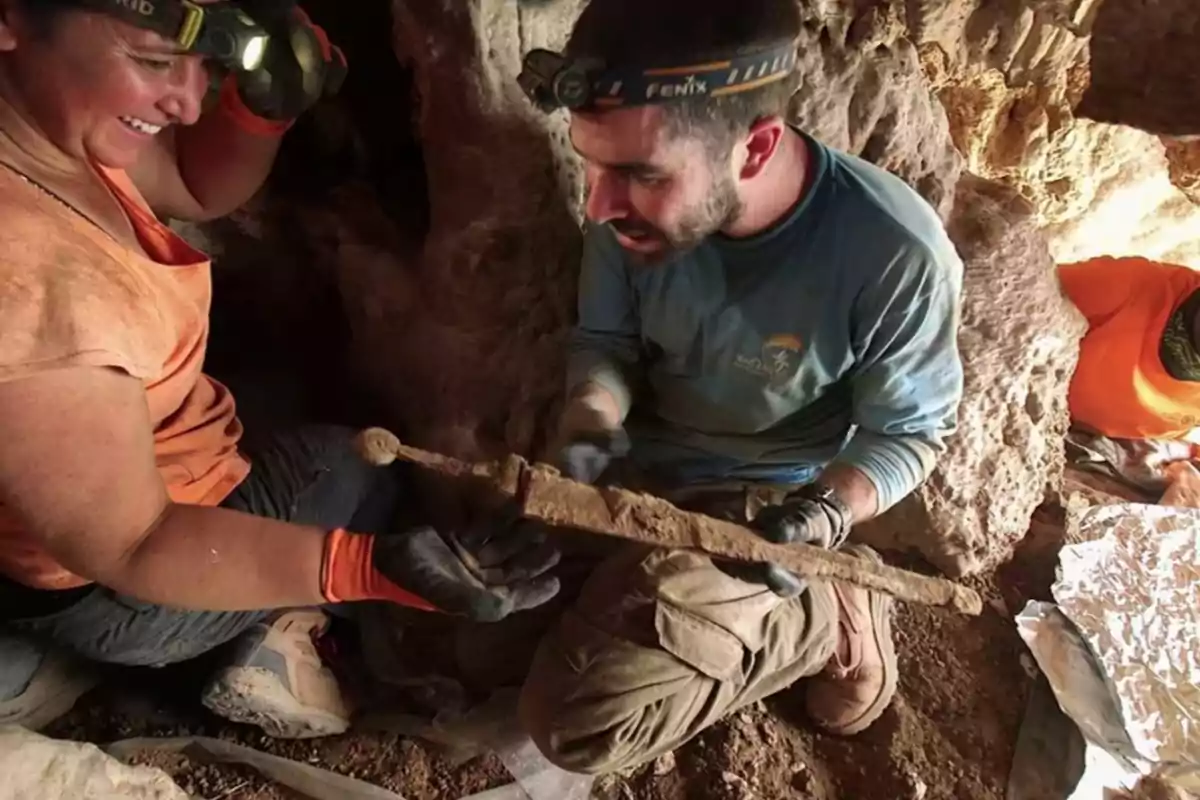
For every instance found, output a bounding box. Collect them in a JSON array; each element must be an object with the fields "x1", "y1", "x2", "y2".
[
  {"x1": 0, "y1": 726, "x2": 187, "y2": 800},
  {"x1": 1162, "y1": 139, "x2": 1200, "y2": 207},
  {"x1": 858, "y1": 175, "x2": 1087, "y2": 576},
  {"x1": 1038, "y1": 122, "x2": 1200, "y2": 269},
  {"x1": 910, "y1": 0, "x2": 1094, "y2": 203},
  {"x1": 1078, "y1": 0, "x2": 1200, "y2": 135},
  {"x1": 934, "y1": 66, "x2": 1073, "y2": 204},
  {"x1": 909, "y1": 0, "x2": 1098, "y2": 87},
  {"x1": 201, "y1": 0, "x2": 591, "y2": 465},
  {"x1": 790, "y1": 2, "x2": 962, "y2": 218},
  {"x1": 938, "y1": 85, "x2": 1200, "y2": 269},
  {"x1": 914, "y1": 0, "x2": 1200, "y2": 271},
  {"x1": 363, "y1": 0, "x2": 585, "y2": 463},
  {"x1": 1125, "y1": 773, "x2": 1192, "y2": 800}
]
